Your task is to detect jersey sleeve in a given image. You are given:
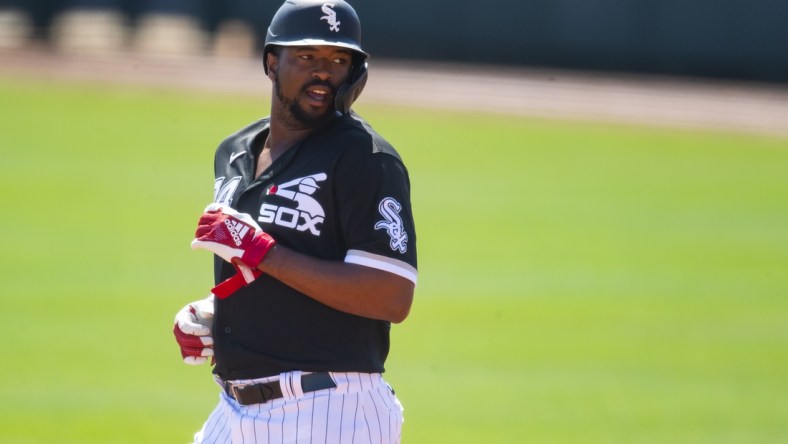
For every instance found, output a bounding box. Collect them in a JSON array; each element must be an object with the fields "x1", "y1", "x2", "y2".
[{"x1": 335, "y1": 152, "x2": 418, "y2": 285}]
